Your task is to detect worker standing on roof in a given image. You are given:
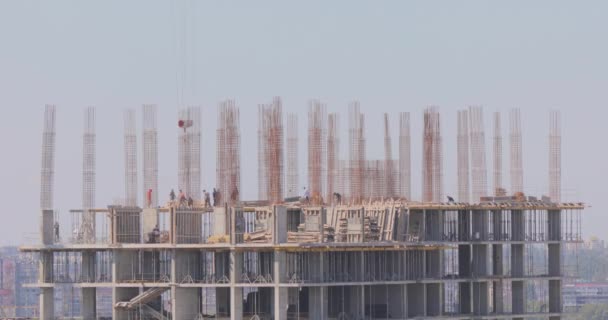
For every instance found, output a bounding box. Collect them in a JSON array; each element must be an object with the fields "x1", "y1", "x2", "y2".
[
  {"x1": 231, "y1": 186, "x2": 239, "y2": 203},
  {"x1": 334, "y1": 192, "x2": 342, "y2": 205},
  {"x1": 204, "y1": 190, "x2": 211, "y2": 207},
  {"x1": 303, "y1": 187, "x2": 310, "y2": 204},
  {"x1": 178, "y1": 189, "x2": 186, "y2": 206},
  {"x1": 212, "y1": 188, "x2": 218, "y2": 206},
  {"x1": 54, "y1": 221, "x2": 60, "y2": 243},
  {"x1": 170, "y1": 189, "x2": 176, "y2": 202},
  {"x1": 147, "y1": 189, "x2": 153, "y2": 207}
]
